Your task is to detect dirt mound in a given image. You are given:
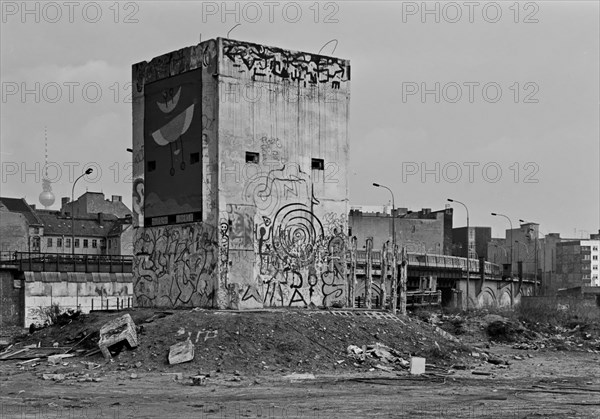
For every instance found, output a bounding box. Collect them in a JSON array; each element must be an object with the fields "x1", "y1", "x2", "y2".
[
  {"x1": 486, "y1": 320, "x2": 527, "y2": 342},
  {"x1": 7, "y1": 308, "x2": 470, "y2": 376}
]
